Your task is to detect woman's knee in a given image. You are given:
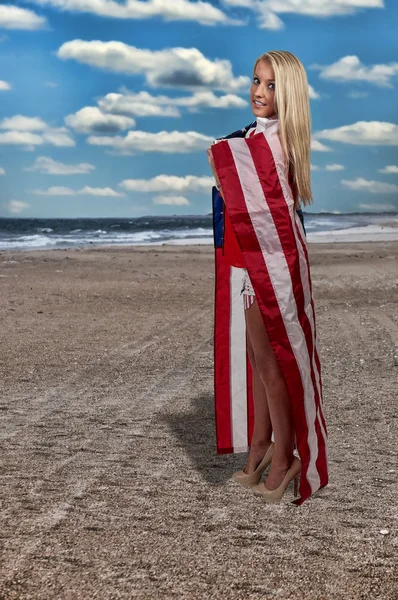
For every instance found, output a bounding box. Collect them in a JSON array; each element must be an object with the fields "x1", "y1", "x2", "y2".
[{"x1": 255, "y1": 360, "x2": 283, "y2": 389}]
